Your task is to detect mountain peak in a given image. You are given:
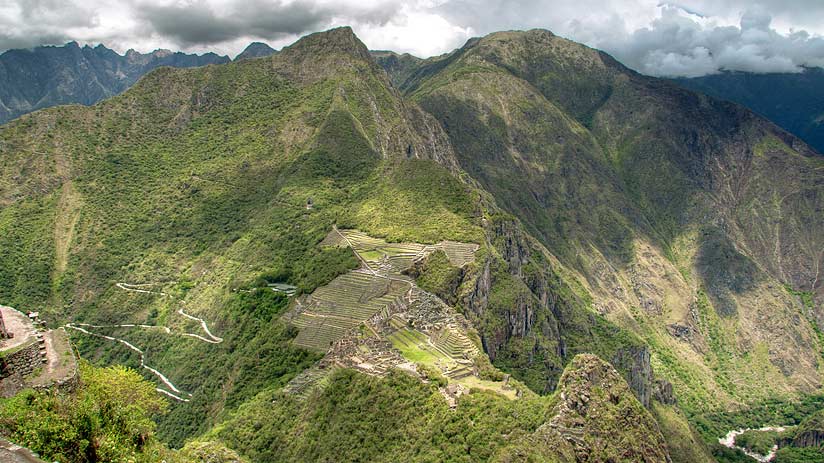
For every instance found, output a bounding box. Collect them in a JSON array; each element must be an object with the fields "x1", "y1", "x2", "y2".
[
  {"x1": 282, "y1": 26, "x2": 370, "y2": 62},
  {"x1": 235, "y1": 41, "x2": 277, "y2": 61}
]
